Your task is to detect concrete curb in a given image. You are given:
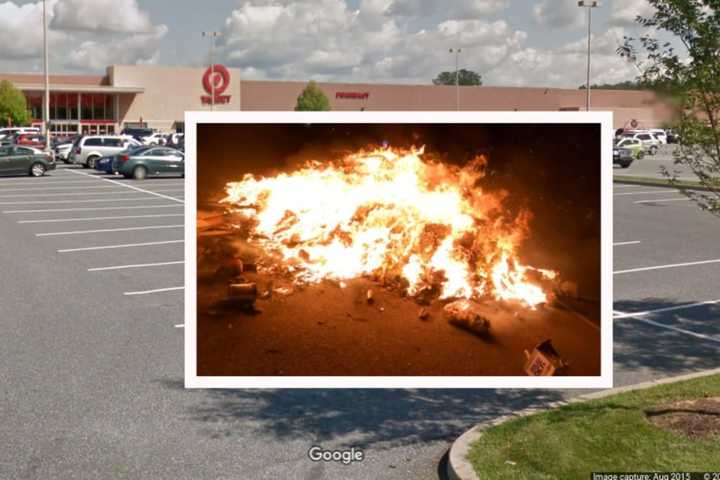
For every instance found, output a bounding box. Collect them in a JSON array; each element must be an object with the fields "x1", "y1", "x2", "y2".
[
  {"x1": 613, "y1": 176, "x2": 712, "y2": 191},
  {"x1": 446, "y1": 368, "x2": 720, "y2": 480}
]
